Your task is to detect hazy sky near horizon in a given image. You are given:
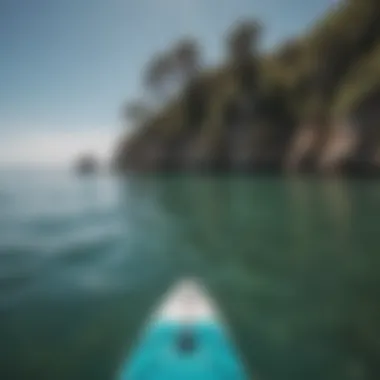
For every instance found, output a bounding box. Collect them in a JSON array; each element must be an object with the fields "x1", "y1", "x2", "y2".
[{"x1": 0, "y1": 0, "x2": 333, "y2": 166}]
